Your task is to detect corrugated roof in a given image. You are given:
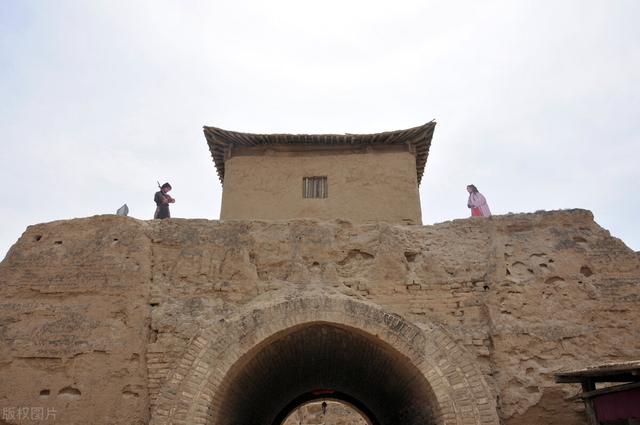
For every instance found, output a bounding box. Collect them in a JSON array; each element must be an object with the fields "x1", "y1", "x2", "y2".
[
  {"x1": 555, "y1": 360, "x2": 640, "y2": 383},
  {"x1": 203, "y1": 121, "x2": 436, "y2": 185}
]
